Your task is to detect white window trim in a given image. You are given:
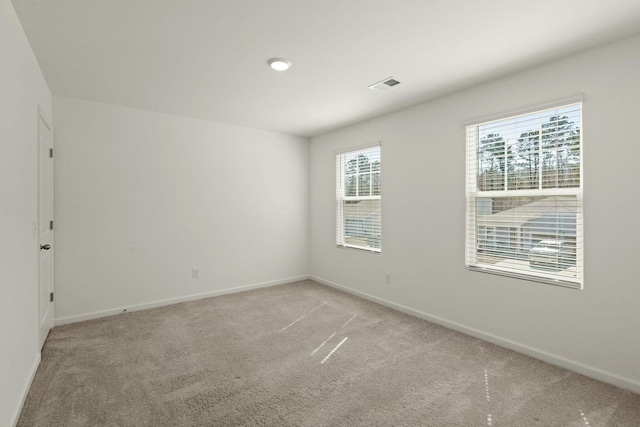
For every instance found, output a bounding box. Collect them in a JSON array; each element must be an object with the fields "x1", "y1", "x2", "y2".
[
  {"x1": 465, "y1": 102, "x2": 584, "y2": 289},
  {"x1": 462, "y1": 93, "x2": 585, "y2": 128},
  {"x1": 336, "y1": 142, "x2": 382, "y2": 253}
]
